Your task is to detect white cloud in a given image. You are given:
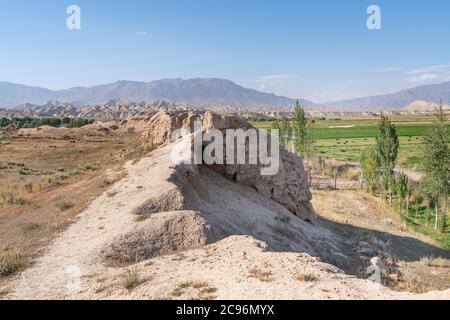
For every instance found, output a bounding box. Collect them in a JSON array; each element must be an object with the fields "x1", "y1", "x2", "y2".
[
  {"x1": 239, "y1": 74, "x2": 302, "y2": 99},
  {"x1": 251, "y1": 74, "x2": 300, "y2": 91},
  {"x1": 404, "y1": 64, "x2": 450, "y2": 84},
  {"x1": 405, "y1": 64, "x2": 450, "y2": 75},
  {"x1": 135, "y1": 31, "x2": 147, "y2": 36},
  {"x1": 411, "y1": 73, "x2": 437, "y2": 83},
  {"x1": 369, "y1": 64, "x2": 450, "y2": 84}
]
